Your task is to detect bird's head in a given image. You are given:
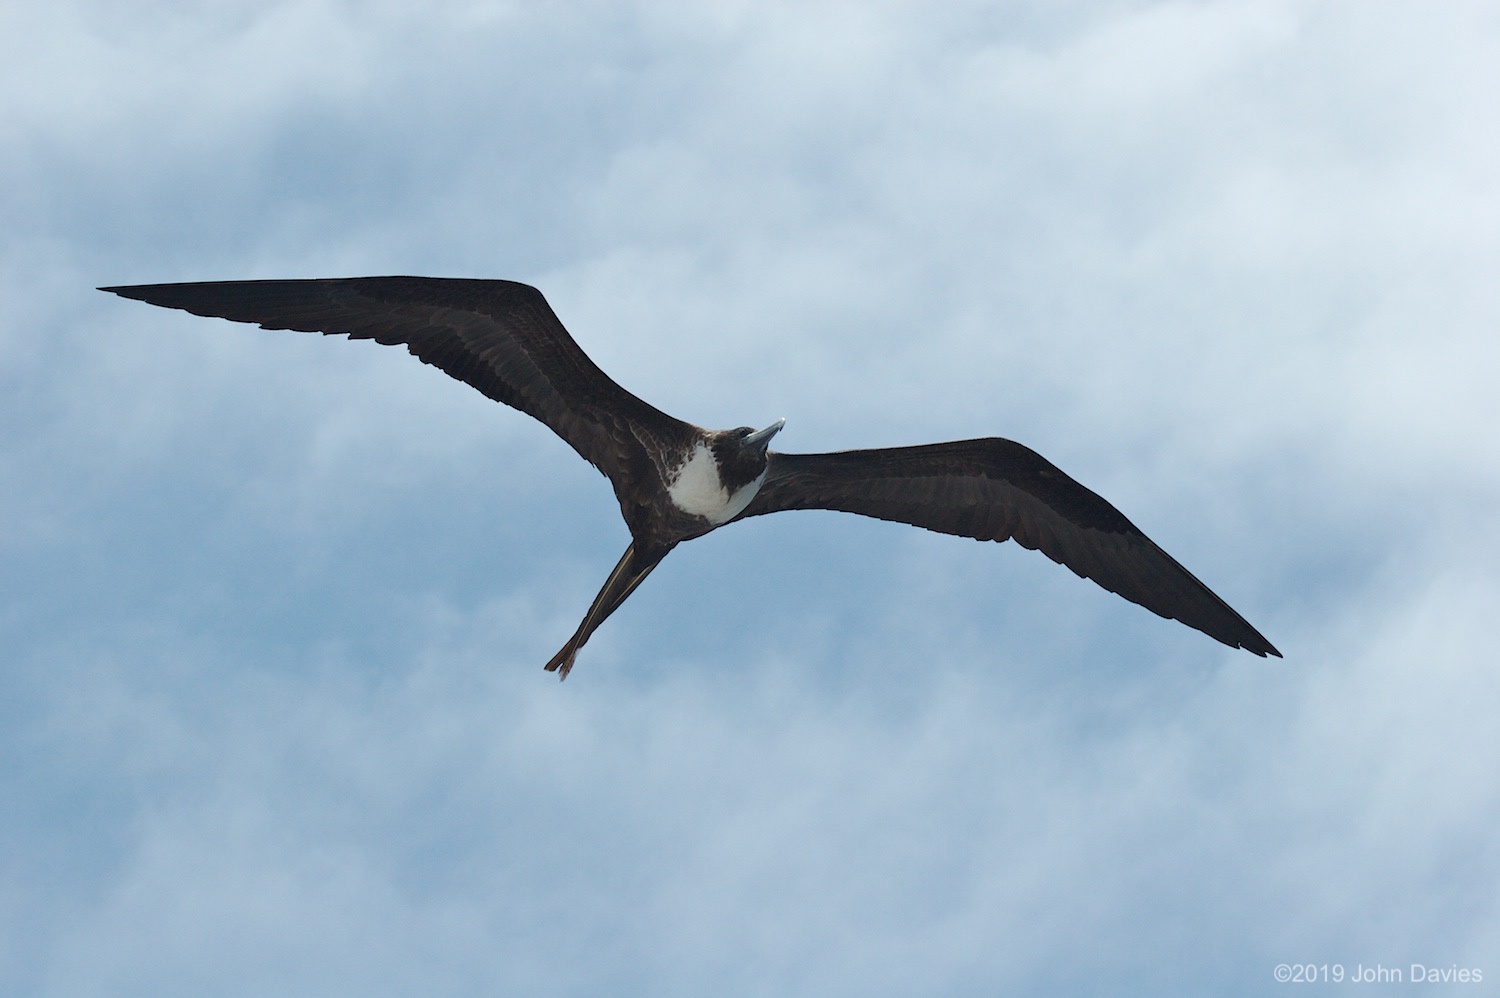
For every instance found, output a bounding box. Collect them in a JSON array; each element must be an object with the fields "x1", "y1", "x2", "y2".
[
  {"x1": 737, "y1": 419, "x2": 785, "y2": 451},
  {"x1": 710, "y1": 418, "x2": 785, "y2": 487}
]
